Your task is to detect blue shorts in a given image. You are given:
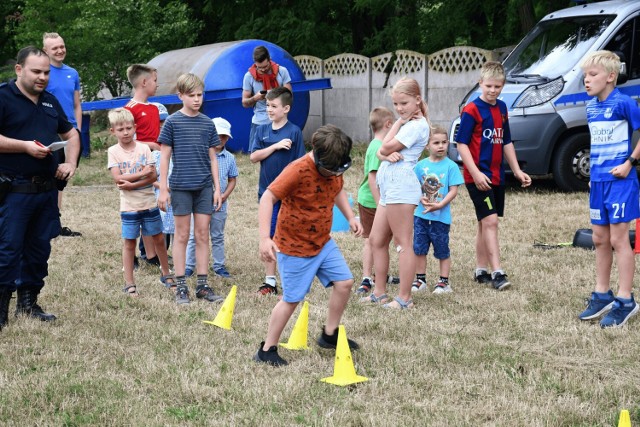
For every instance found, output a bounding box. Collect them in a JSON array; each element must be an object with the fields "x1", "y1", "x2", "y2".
[
  {"x1": 171, "y1": 186, "x2": 213, "y2": 216},
  {"x1": 276, "y1": 239, "x2": 353, "y2": 303},
  {"x1": 121, "y1": 208, "x2": 164, "y2": 239},
  {"x1": 590, "y1": 179, "x2": 640, "y2": 225},
  {"x1": 377, "y1": 165, "x2": 421, "y2": 206},
  {"x1": 413, "y1": 216, "x2": 450, "y2": 259}
]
